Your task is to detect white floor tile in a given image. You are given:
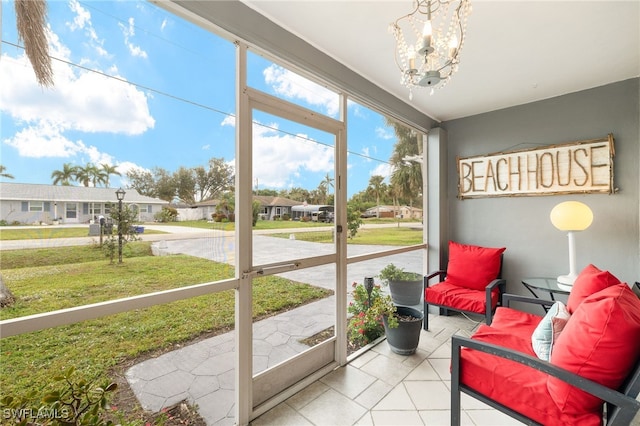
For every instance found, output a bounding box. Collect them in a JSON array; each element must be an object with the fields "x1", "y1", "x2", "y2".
[
  {"x1": 250, "y1": 402, "x2": 313, "y2": 426},
  {"x1": 354, "y1": 379, "x2": 393, "y2": 410},
  {"x1": 427, "y1": 358, "x2": 452, "y2": 381},
  {"x1": 320, "y1": 365, "x2": 377, "y2": 399},
  {"x1": 419, "y1": 409, "x2": 475, "y2": 426},
  {"x1": 465, "y1": 409, "x2": 524, "y2": 425},
  {"x1": 405, "y1": 380, "x2": 451, "y2": 410},
  {"x1": 404, "y1": 358, "x2": 441, "y2": 381},
  {"x1": 372, "y1": 383, "x2": 416, "y2": 411},
  {"x1": 298, "y1": 388, "x2": 368, "y2": 426},
  {"x1": 370, "y1": 410, "x2": 424, "y2": 425}
]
